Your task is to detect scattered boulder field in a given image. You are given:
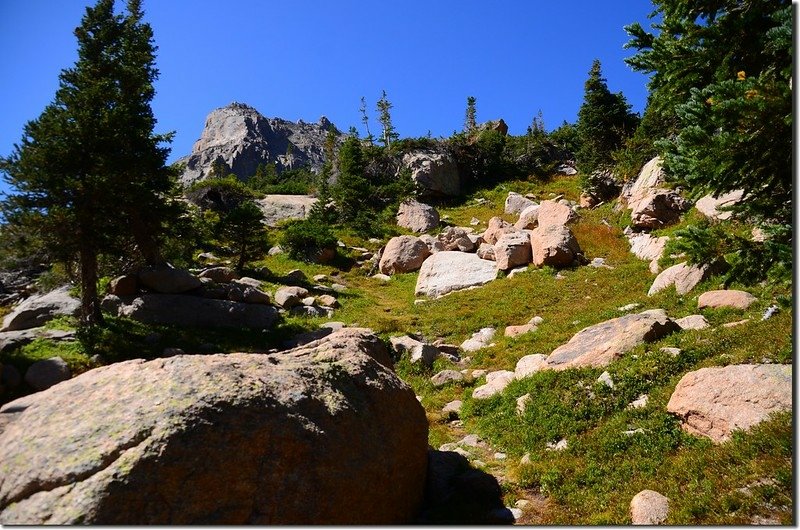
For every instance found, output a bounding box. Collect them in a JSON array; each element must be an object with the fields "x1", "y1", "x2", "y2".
[{"x1": 0, "y1": 152, "x2": 789, "y2": 524}]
